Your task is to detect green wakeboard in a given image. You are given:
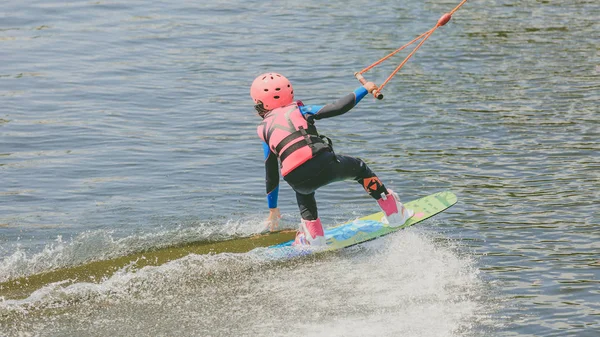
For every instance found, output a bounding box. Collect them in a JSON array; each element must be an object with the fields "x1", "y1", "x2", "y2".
[{"x1": 267, "y1": 191, "x2": 457, "y2": 256}]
